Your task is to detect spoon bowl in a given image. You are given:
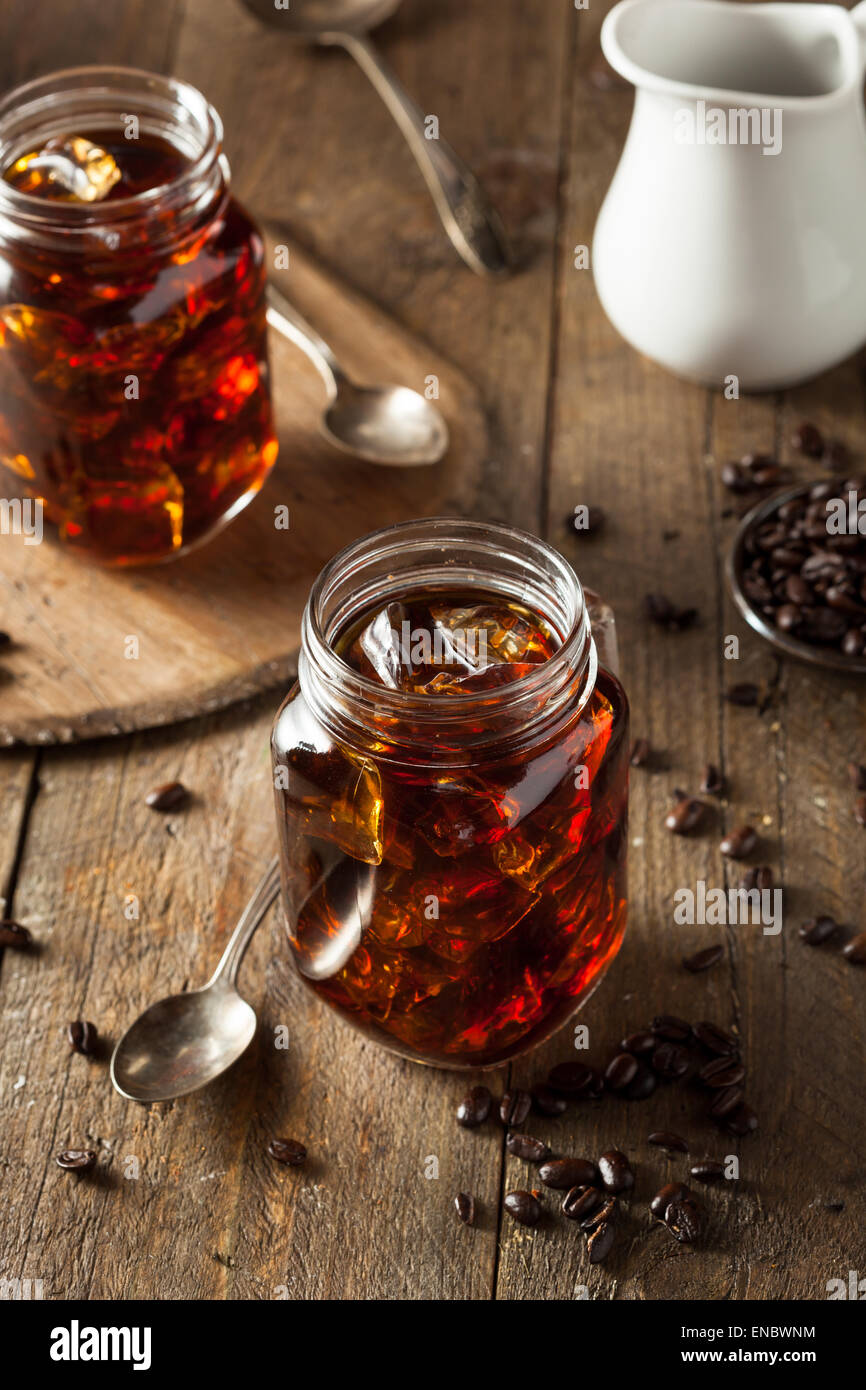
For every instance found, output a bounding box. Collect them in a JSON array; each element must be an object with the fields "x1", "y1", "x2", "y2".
[{"x1": 323, "y1": 382, "x2": 449, "y2": 466}]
